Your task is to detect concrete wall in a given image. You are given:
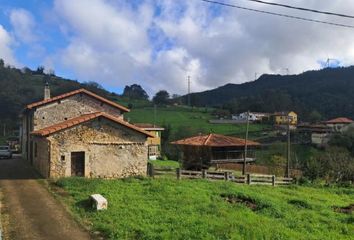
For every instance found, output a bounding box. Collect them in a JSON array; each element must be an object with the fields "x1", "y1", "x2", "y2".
[
  {"x1": 46, "y1": 118, "x2": 147, "y2": 178},
  {"x1": 33, "y1": 93, "x2": 123, "y2": 130}
]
